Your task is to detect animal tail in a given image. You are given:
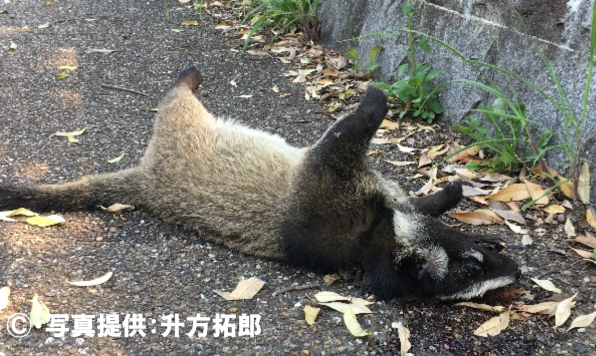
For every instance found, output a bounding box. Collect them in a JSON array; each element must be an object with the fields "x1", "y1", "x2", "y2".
[{"x1": 0, "y1": 168, "x2": 142, "y2": 213}]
